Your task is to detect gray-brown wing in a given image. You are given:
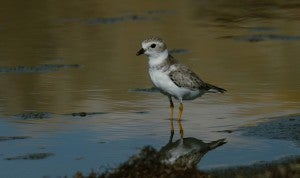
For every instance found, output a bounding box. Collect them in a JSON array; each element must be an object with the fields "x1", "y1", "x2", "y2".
[{"x1": 169, "y1": 64, "x2": 210, "y2": 90}]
